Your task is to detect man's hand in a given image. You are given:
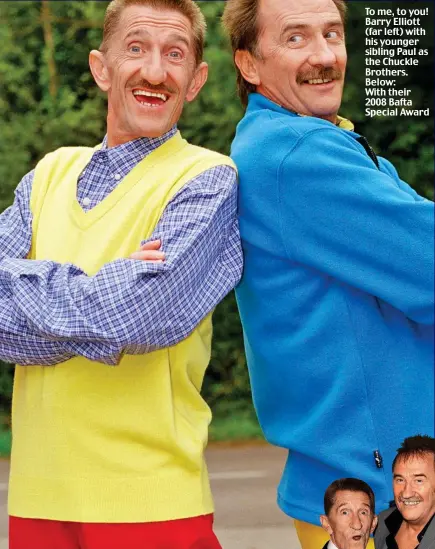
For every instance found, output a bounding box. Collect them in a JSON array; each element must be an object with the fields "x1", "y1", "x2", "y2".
[{"x1": 129, "y1": 240, "x2": 165, "y2": 262}]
